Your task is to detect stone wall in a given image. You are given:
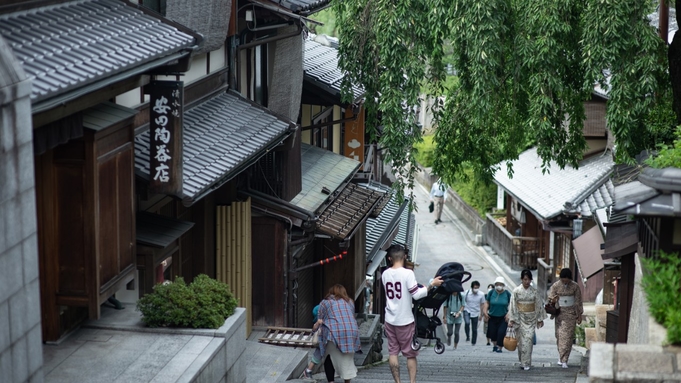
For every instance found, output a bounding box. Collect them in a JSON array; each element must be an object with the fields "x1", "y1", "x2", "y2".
[
  {"x1": 590, "y1": 343, "x2": 681, "y2": 382},
  {"x1": 627, "y1": 254, "x2": 667, "y2": 345},
  {"x1": 0, "y1": 36, "x2": 44, "y2": 382},
  {"x1": 184, "y1": 307, "x2": 247, "y2": 383}
]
